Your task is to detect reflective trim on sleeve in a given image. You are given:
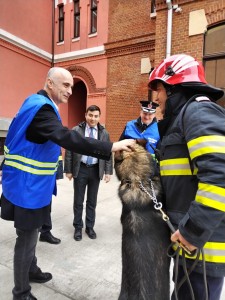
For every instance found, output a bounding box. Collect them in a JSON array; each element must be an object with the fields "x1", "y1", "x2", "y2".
[
  {"x1": 196, "y1": 182, "x2": 225, "y2": 212},
  {"x1": 160, "y1": 158, "x2": 192, "y2": 176},
  {"x1": 187, "y1": 135, "x2": 225, "y2": 160},
  {"x1": 173, "y1": 242, "x2": 225, "y2": 263}
]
